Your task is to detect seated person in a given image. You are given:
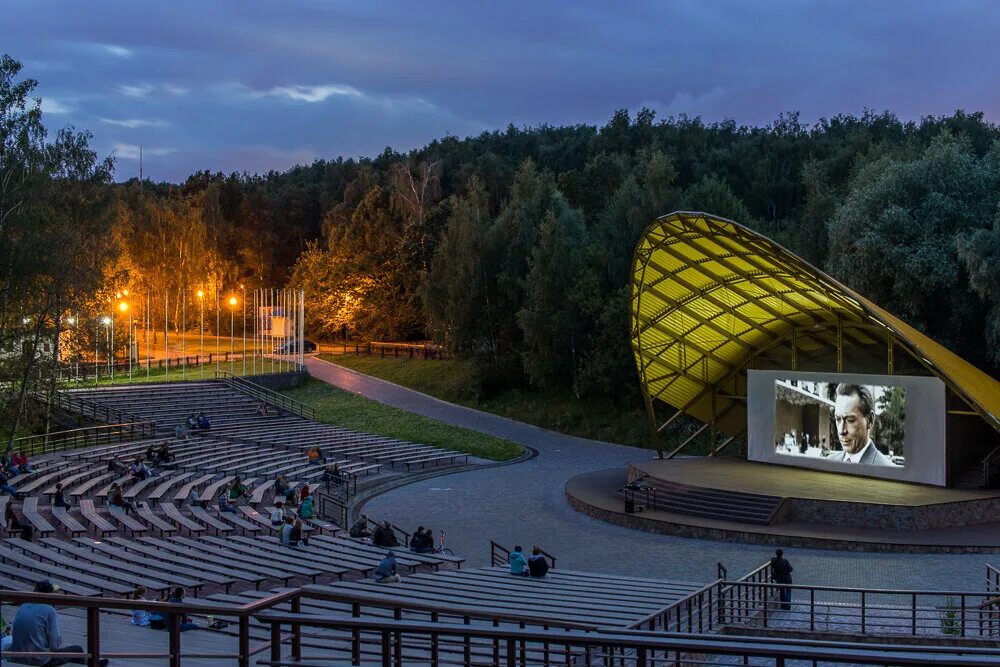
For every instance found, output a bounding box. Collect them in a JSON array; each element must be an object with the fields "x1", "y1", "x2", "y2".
[
  {"x1": 150, "y1": 588, "x2": 197, "y2": 632},
  {"x1": 10, "y1": 451, "x2": 32, "y2": 474},
  {"x1": 321, "y1": 463, "x2": 343, "y2": 491},
  {"x1": 373, "y1": 551, "x2": 401, "y2": 584},
  {"x1": 109, "y1": 484, "x2": 136, "y2": 515},
  {"x1": 298, "y1": 494, "x2": 314, "y2": 520},
  {"x1": 274, "y1": 476, "x2": 296, "y2": 503},
  {"x1": 306, "y1": 447, "x2": 322, "y2": 465},
  {"x1": 196, "y1": 412, "x2": 211, "y2": 430},
  {"x1": 0, "y1": 470, "x2": 19, "y2": 497},
  {"x1": 279, "y1": 516, "x2": 296, "y2": 545},
  {"x1": 409, "y1": 527, "x2": 425, "y2": 552},
  {"x1": 508, "y1": 545, "x2": 529, "y2": 576},
  {"x1": 528, "y1": 546, "x2": 550, "y2": 578},
  {"x1": 107, "y1": 454, "x2": 126, "y2": 475},
  {"x1": 298, "y1": 483, "x2": 310, "y2": 504},
  {"x1": 289, "y1": 518, "x2": 309, "y2": 546},
  {"x1": 372, "y1": 521, "x2": 400, "y2": 548},
  {"x1": 11, "y1": 580, "x2": 110, "y2": 666},
  {"x1": 349, "y1": 515, "x2": 372, "y2": 539},
  {"x1": 188, "y1": 487, "x2": 202, "y2": 508},
  {"x1": 53, "y1": 483, "x2": 70, "y2": 509},
  {"x1": 156, "y1": 443, "x2": 174, "y2": 464},
  {"x1": 186, "y1": 414, "x2": 198, "y2": 430},
  {"x1": 131, "y1": 585, "x2": 151, "y2": 626},
  {"x1": 410, "y1": 527, "x2": 434, "y2": 554},
  {"x1": 144, "y1": 445, "x2": 158, "y2": 465},
  {"x1": 255, "y1": 402, "x2": 270, "y2": 416},
  {"x1": 229, "y1": 477, "x2": 249, "y2": 501},
  {"x1": 218, "y1": 492, "x2": 236, "y2": 514},
  {"x1": 270, "y1": 501, "x2": 286, "y2": 527}
]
